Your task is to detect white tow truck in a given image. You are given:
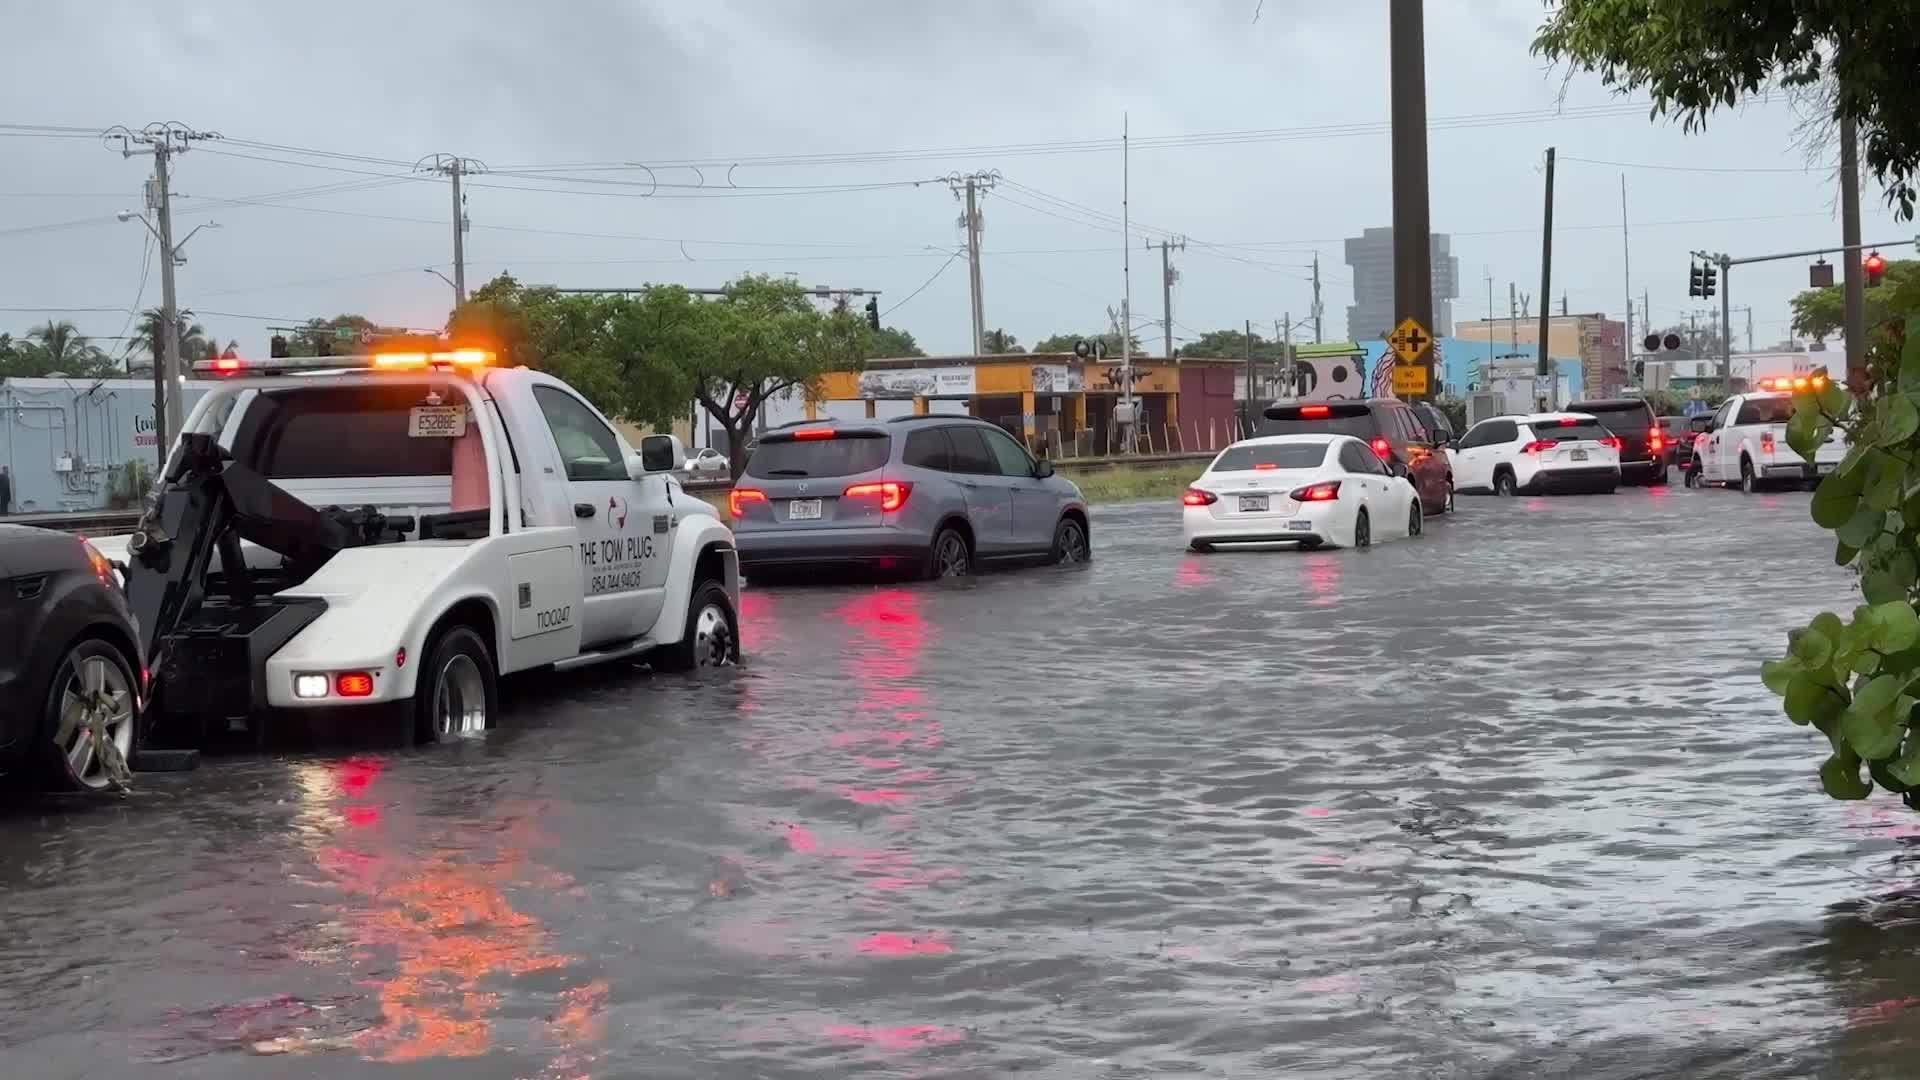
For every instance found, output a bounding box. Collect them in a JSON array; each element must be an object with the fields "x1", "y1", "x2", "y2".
[
  {"x1": 1696, "y1": 376, "x2": 1849, "y2": 493},
  {"x1": 96, "y1": 347, "x2": 740, "y2": 748}
]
